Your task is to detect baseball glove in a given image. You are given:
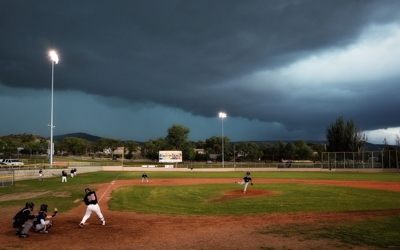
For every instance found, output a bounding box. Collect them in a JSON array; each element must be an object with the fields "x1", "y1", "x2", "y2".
[
  {"x1": 52, "y1": 208, "x2": 58, "y2": 217},
  {"x1": 251, "y1": 183, "x2": 253, "y2": 186}
]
